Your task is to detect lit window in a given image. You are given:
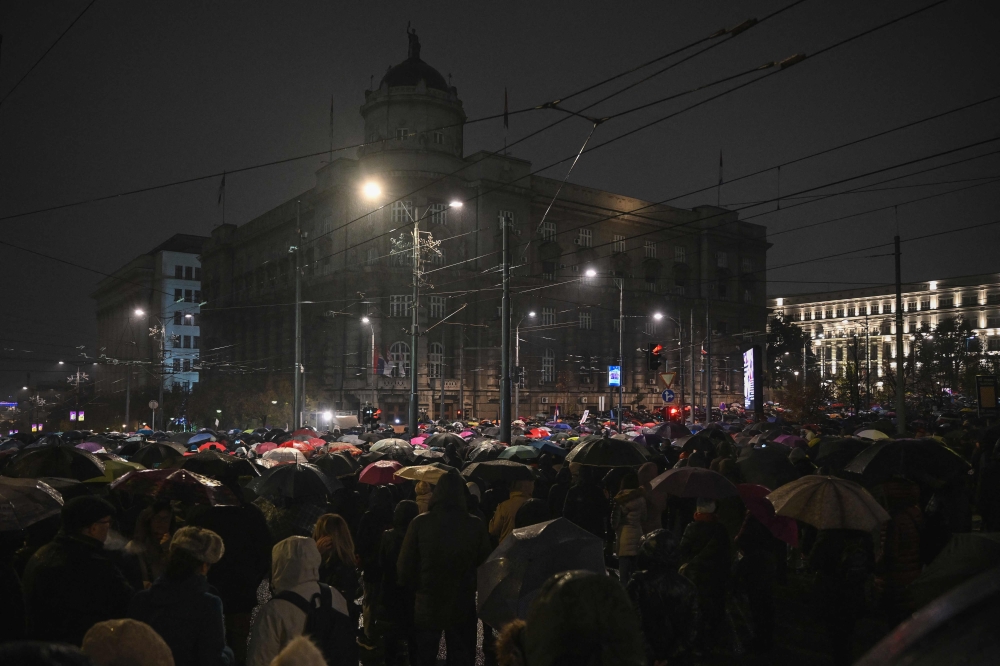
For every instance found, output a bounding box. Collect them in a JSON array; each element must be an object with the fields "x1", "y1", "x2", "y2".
[
  {"x1": 542, "y1": 349, "x2": 555, "y2": 382},
  {"x1": 389, "y1": 342, "x2": 410, "y2": 377},
  {"x1": 541, "y1": 221, "x2": 557, "y2": 242},
  {"x1": 613, "y1": 235, "x2": 625, "y2": 253},
  {"x1": 644, "y1": 241, "x2": 656, "y2": 258}
]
